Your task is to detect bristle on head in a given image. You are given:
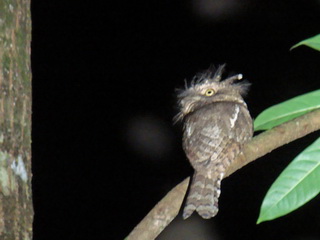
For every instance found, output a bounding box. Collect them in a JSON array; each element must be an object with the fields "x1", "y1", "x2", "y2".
[
  {"x1": 196, "y1": 64, "x2": 245, "y2": 87},
  {"x1": 212, "y1": 64, "x2": 226, "y2": 82},
  {"x1": 223, "y1": 73, "x2": 243, "y2": 85},
  {"x1": 193, "y1": 64, "x2": 226, "y2": 84}
]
